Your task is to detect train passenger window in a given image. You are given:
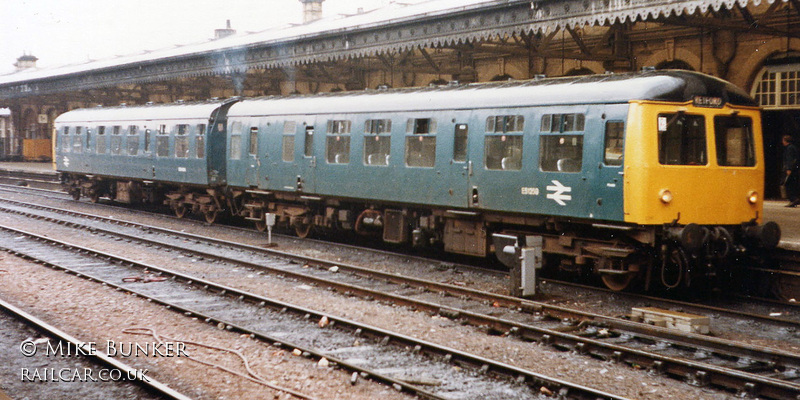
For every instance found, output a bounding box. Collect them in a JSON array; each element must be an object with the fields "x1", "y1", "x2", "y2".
[
  {"x1": 61, "y1": 127, "x2": 70, "y2": 153},
  {"x1": 73, "y1": 127, "x2": 83, "y2": 153},
  {"x1": 304, "y1": 126, "x2": 314, "y2": 157},
  {"x1": 540, "y1": 135, "x2": 583, "y2": 172},
  {"x1": 486, "y1": 115, "x2": 524, "y2": 133},
  {"x1": 364, "y1": 119, "x2": 392, "y2": 166},
  {"x1": 406, "y1": 118, "x2": 437, "y2": 135},
  {"x1": 128, "y1": 126, "x2": 139, "y2": 156},
  {"x1": 85, "y1": 128, "x2": 92, "y2": 151},
  {"x1": 175, "y1": 124, "x2": 189, "y2": 158},
  {"x1": 96, "y1": 126, "x2": 106, "y2": 154},
  {"x1": 657, "y1": 113, "x2": 707, "y2": 165},
  {"x1": 156, "y1": 125, "x2": 169, "y2": 157},
  {"x1": 714, "y1": 116, "x2": 755, "y2": 167},
  {"x1": 248, "y1": 127, "x2": 259, "y2": 156},
  {"x1": 195, "y1": 124, "x2": 206, "y2": 158},
  {"x1": 453, "y1": 124, "x2": 468, "y2": 162},
  {"x1": 109, "y1": 126, "x2": 122, "y2": 155},
  {"x1": 604, "y1": 121, "x2": 624, "y2": 166},
  {"x1": 282, "y1": 121, "x2": 296, "y2": 163},
  {"x1": 405, "y1": 118, "x2": 436, "y2": 168},
  {"x1": 144, "y1": 129, "x2": 152, "y2": 153},
  {"x1": 484, "y1": 134, "x2": 523, "y2": 171},
  {"x1": 541, "y1": 114, "x2": 585, "y2": 132},
  {"x1": 230, "y1": 135, "x2": 242, "y2": 160},
  {"x1": 326, "y1": 120, "x2": 351, "y2": 164},
  {"x1": 365, "y1": 119, "x2": 391, "y2": 135}
]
